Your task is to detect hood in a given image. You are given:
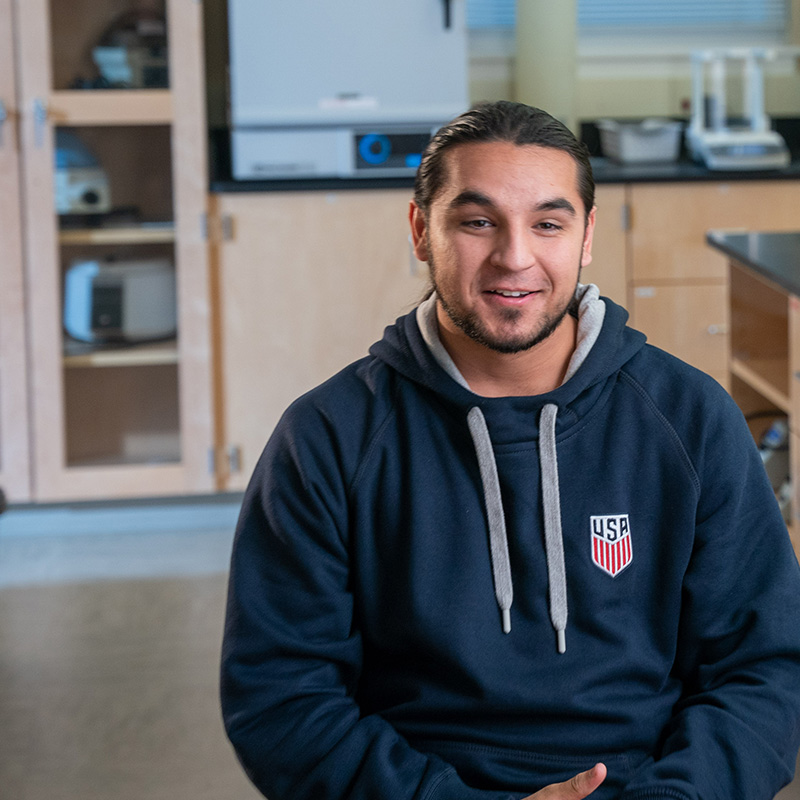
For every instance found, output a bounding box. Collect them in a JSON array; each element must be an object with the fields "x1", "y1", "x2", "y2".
[
  {"x1": 369, "y1": 285, "x2": 647, "y2": 652},
  {"x1": 370, "y1": 285, "x2": 645, "y2": 423}
]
